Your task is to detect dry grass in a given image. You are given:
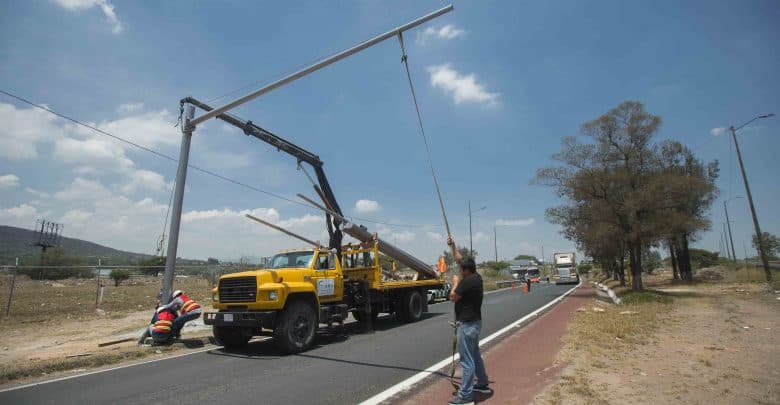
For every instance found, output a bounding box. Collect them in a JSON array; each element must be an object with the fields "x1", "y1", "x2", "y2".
[{"x1": 0, "y1": 275, "x2": 214, "y2": 329}]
